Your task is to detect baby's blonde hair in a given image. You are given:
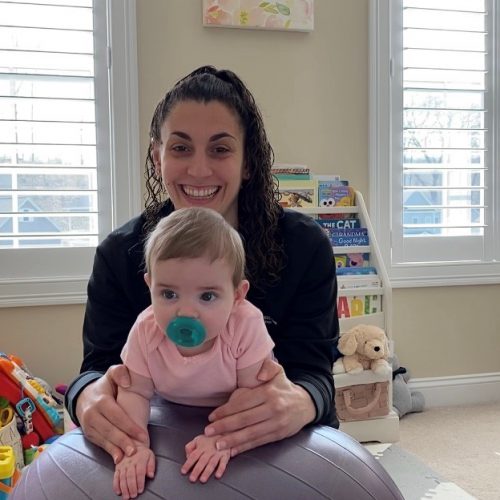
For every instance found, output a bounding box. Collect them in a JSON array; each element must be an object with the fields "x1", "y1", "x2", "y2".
[{"x1": 144, "y1": 207, "x2": 246, "y2": 287}]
